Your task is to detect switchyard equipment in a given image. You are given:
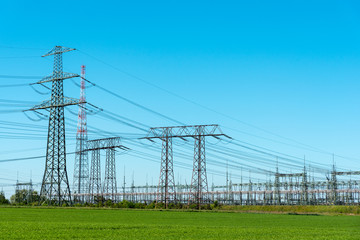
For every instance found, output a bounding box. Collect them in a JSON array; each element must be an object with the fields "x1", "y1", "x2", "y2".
[
  {"x1": 15, "y1": 180, "x2": 33, "y2": 204},
  {"x1": 113, "y1": 171, "x2": 360, "y2": 206},
  {"x1": 330, "y1": 170, "x2": 360, "y2": 205}
]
